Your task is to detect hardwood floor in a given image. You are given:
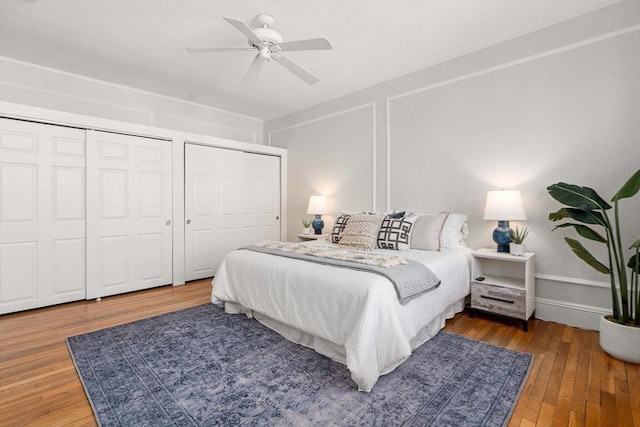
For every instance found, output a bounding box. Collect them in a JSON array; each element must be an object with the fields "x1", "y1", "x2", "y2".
[{"x1": 0, "y1": 280, "x2": 637, "y2": 426}]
